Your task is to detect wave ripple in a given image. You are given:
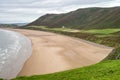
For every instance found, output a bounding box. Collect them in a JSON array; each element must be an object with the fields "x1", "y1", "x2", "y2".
[{"x1": 0, "y1": 29, "x2": 32, "y2": 79}]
